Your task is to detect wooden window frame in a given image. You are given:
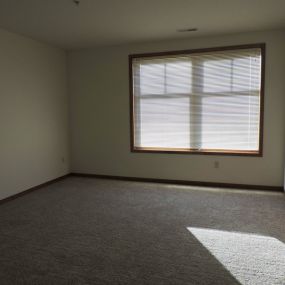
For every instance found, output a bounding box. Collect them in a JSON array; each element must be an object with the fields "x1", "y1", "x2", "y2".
[{"x1": 129, "y1": 43, "x2": 266, "y2": 156}]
